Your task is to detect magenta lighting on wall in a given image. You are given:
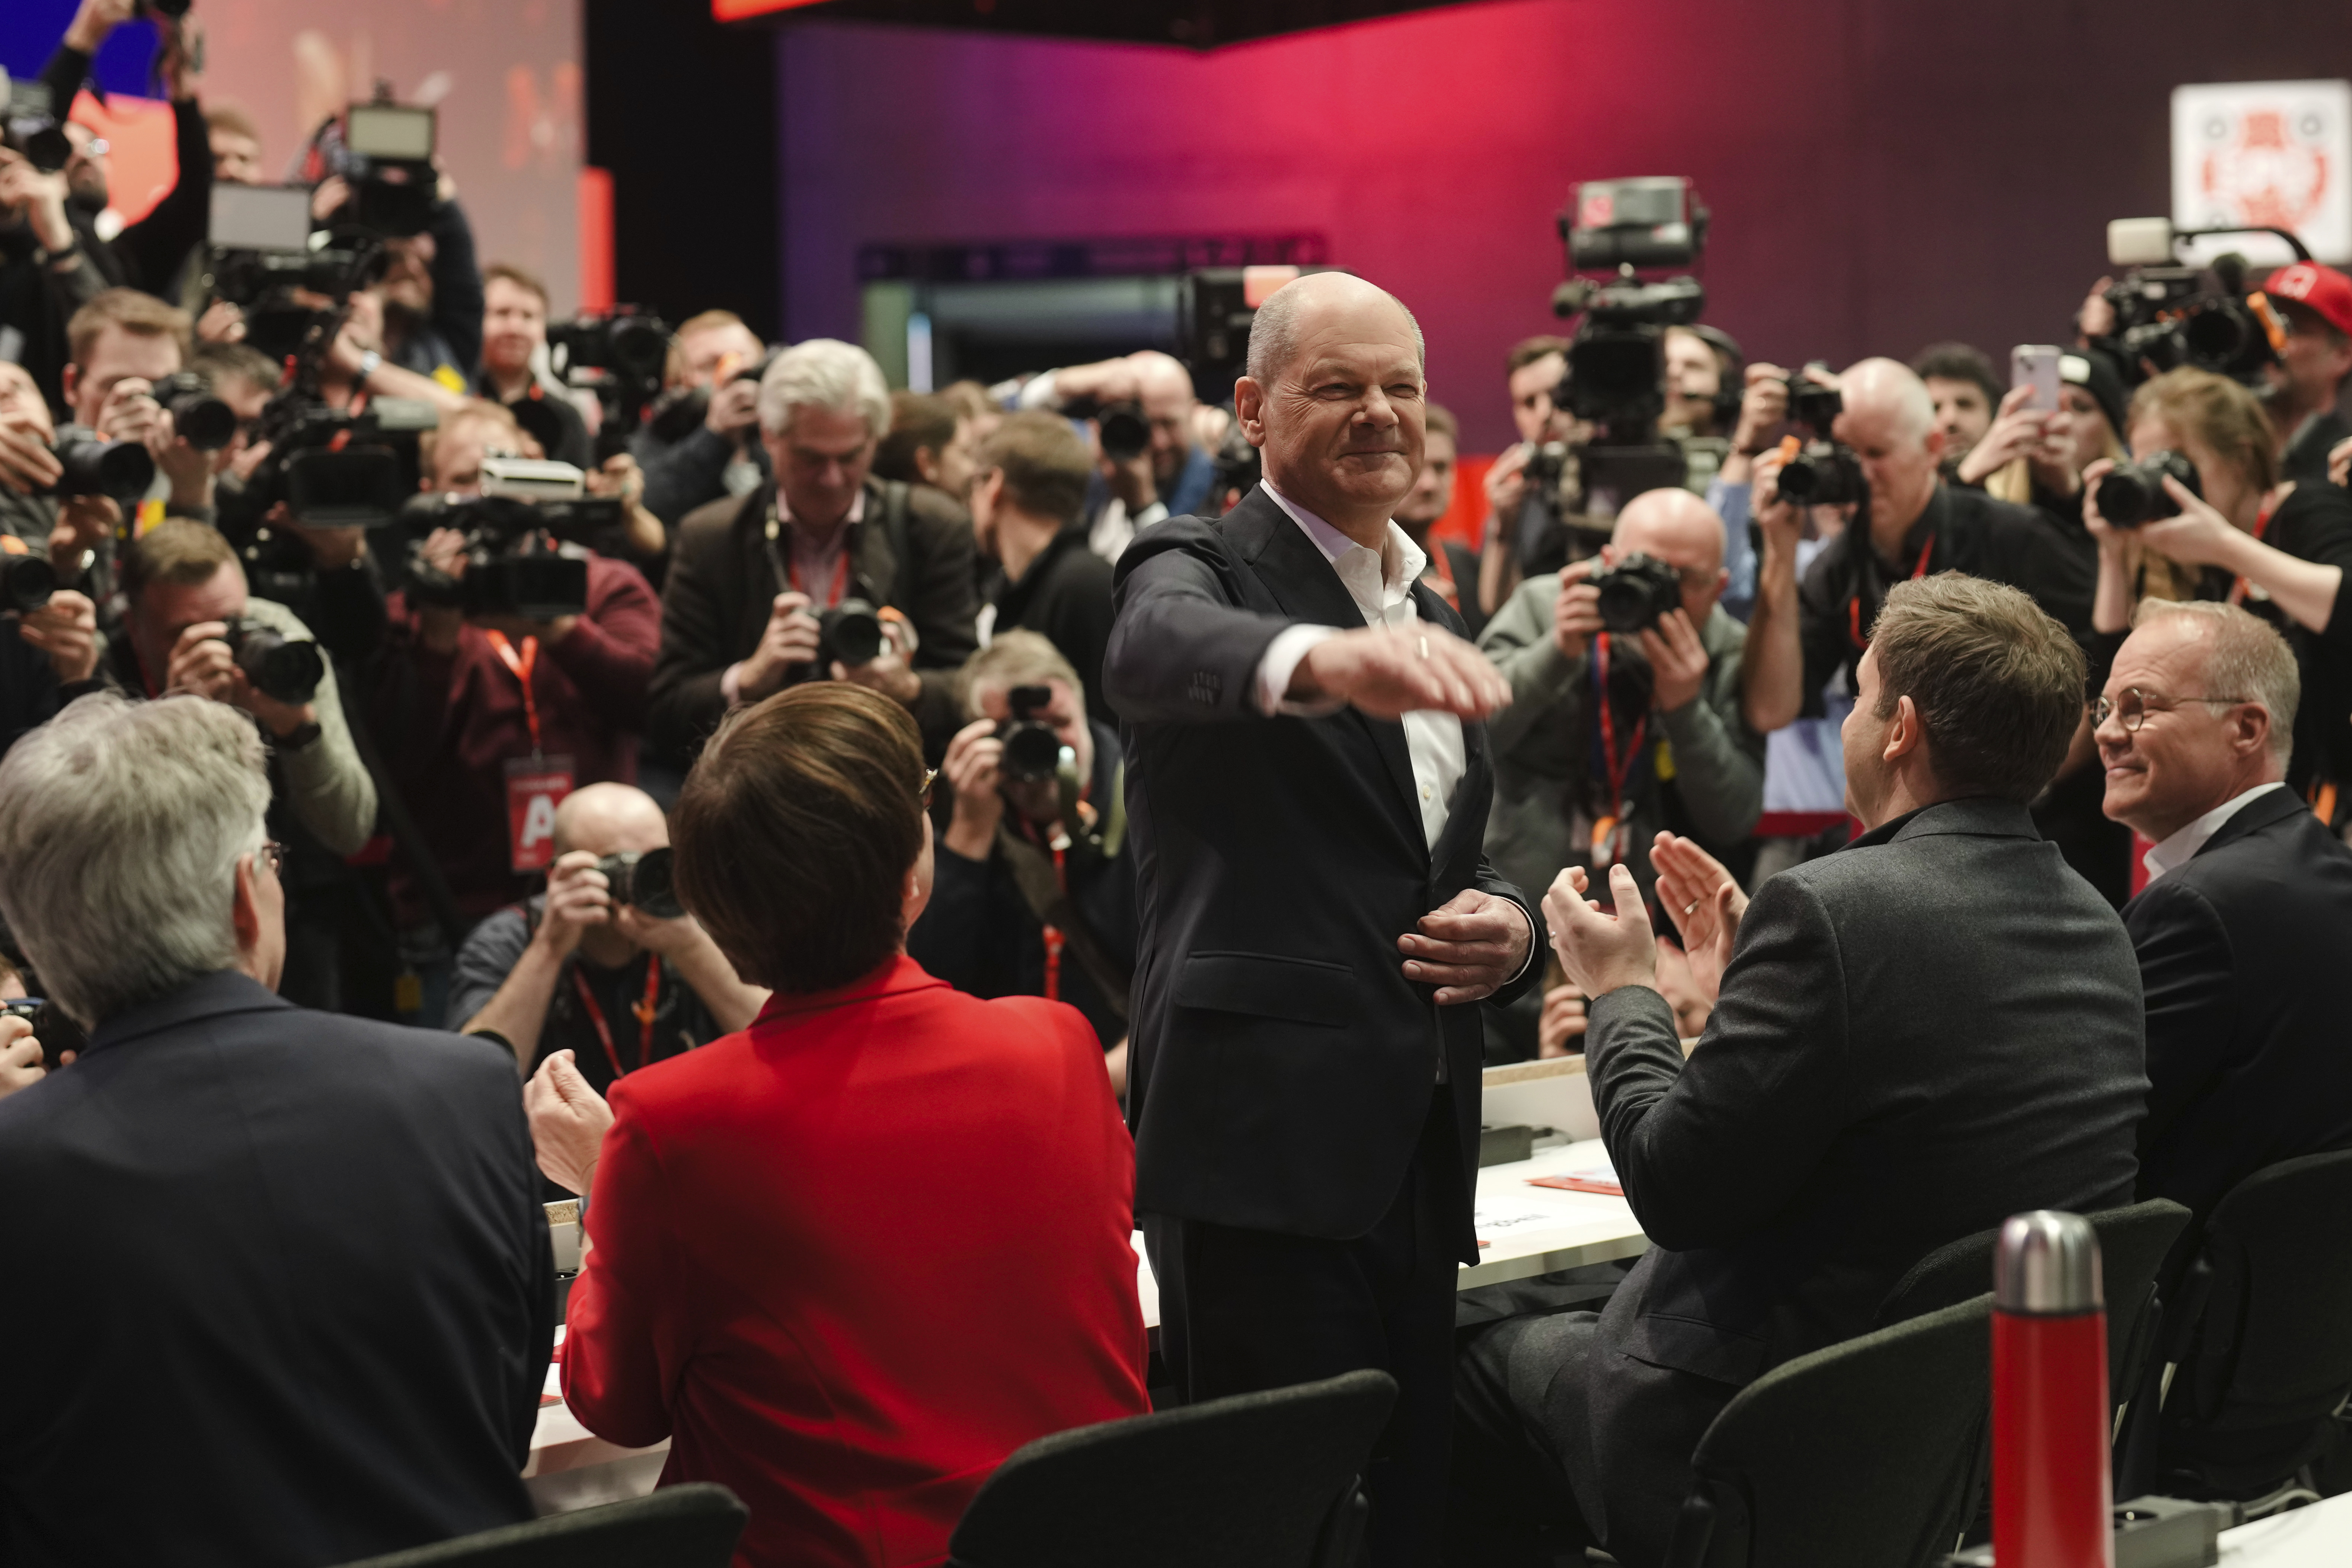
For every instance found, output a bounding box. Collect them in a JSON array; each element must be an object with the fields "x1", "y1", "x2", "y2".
[{"x1": 713, "y1": 0, "x2": 1482, "y2": 48}]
